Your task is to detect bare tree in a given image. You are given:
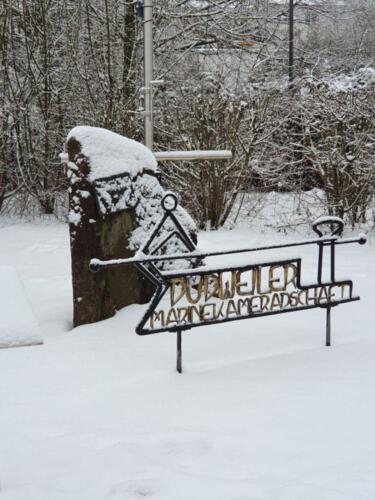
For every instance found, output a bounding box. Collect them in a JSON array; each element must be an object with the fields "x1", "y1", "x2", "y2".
[{"x1": 1, "y1": 0, "x2": 374, "y2": 232}]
